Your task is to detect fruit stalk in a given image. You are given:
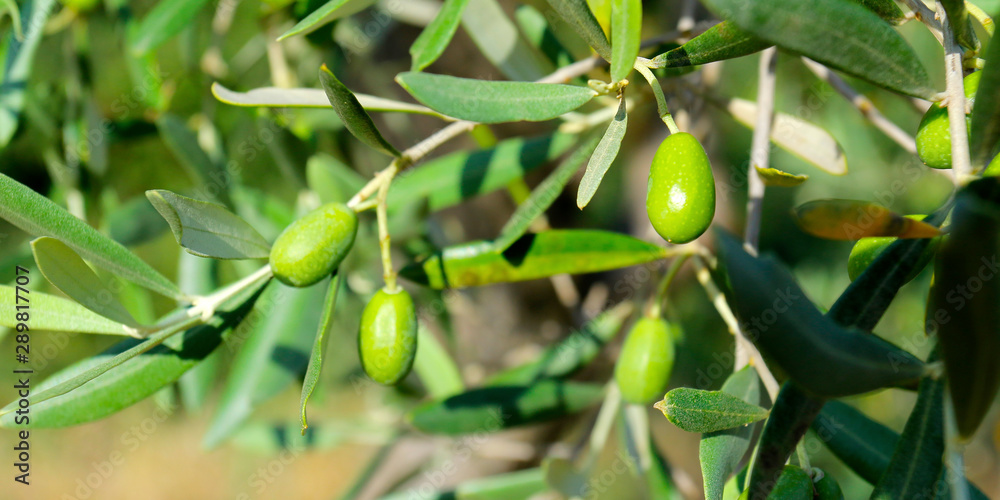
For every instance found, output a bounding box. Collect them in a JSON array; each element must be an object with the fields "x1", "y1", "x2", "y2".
[
  {"x1": 745, "y1": 47, "x2": 778, "y2": 252},
  {"x1": 939, "y1": 1, "x2": 975, "y2": 183}
]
